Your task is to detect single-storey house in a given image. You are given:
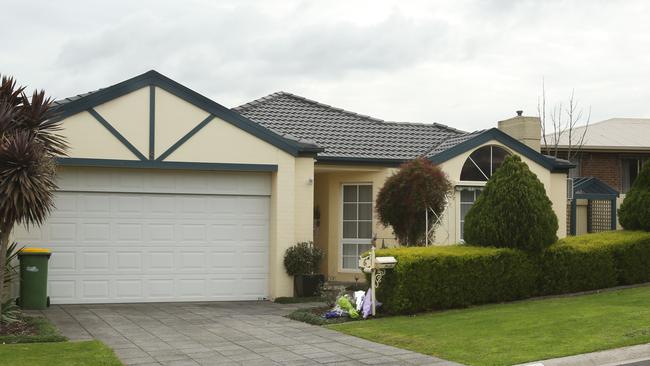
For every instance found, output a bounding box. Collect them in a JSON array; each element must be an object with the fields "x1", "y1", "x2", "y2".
[{"x1": 13, "y1": 71, "x2": 572, "y2": 303}]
